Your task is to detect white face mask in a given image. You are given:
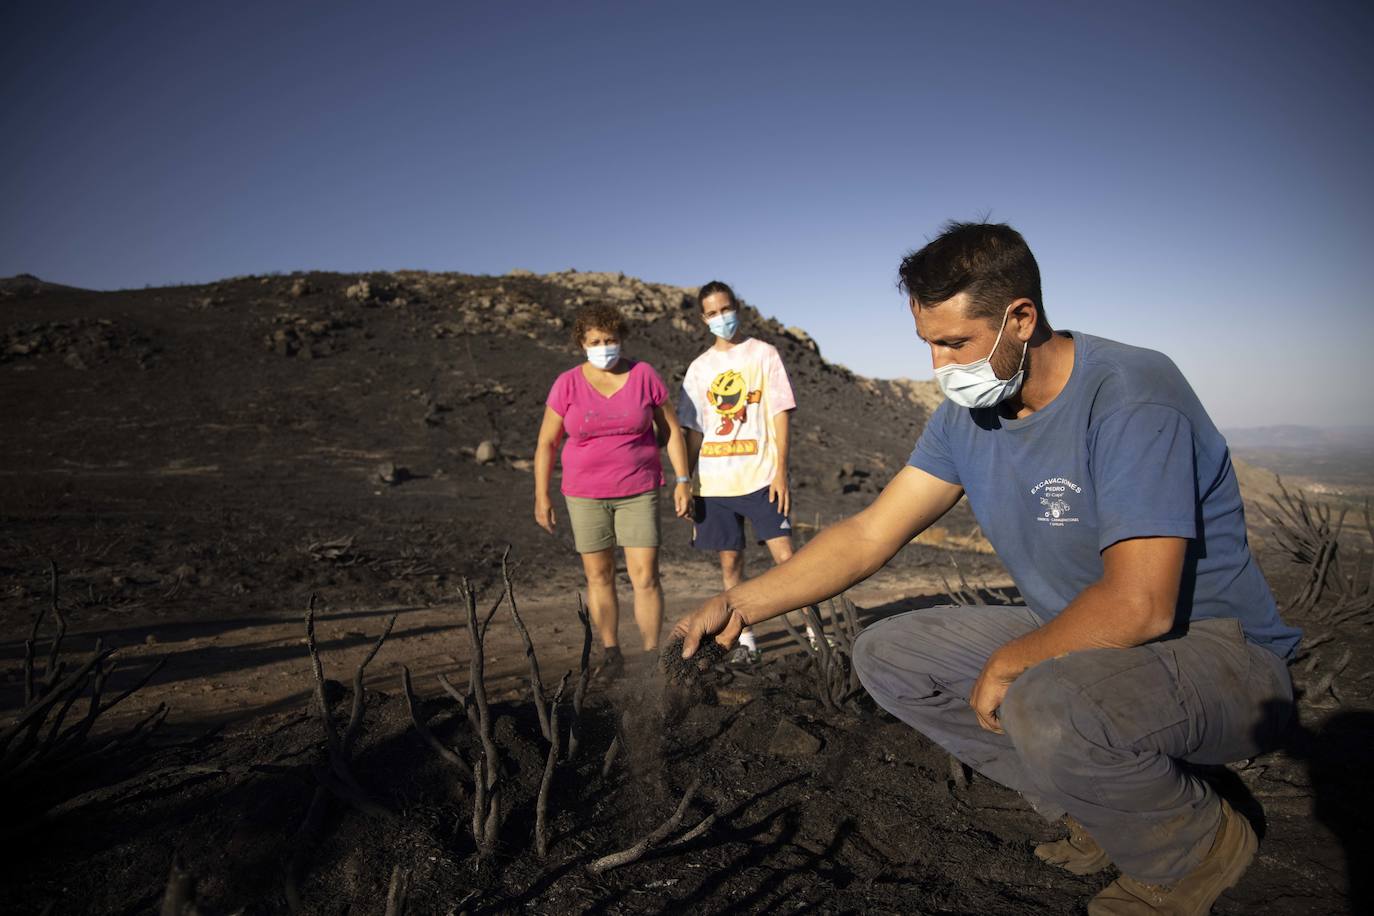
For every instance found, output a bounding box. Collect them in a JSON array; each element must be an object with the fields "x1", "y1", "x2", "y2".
[
  {"x1": 932, "y1": 305, "x2": 1027, "y2": 409},
  {"x1": 585, "y1": 343, "x2": 620, "y2": 370},
  {"x1": 707, "y1": 310, "x2": 740, "y2": 340}
]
